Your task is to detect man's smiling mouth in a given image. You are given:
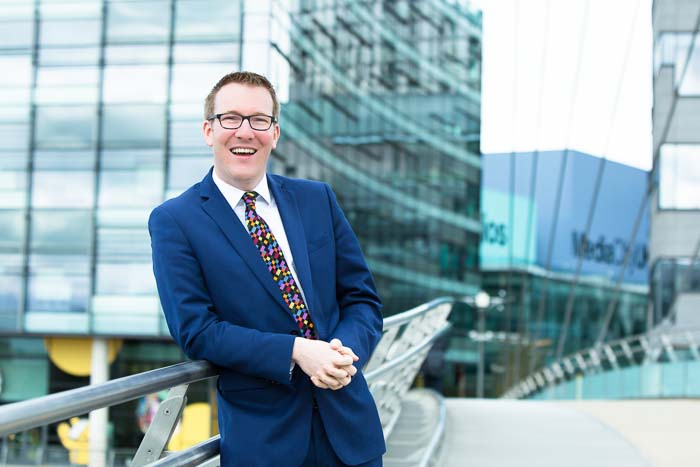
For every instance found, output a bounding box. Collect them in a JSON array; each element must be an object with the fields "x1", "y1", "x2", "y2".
[{"x1": 230, "y1": 148, "x2": 257, "y2": 155}]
